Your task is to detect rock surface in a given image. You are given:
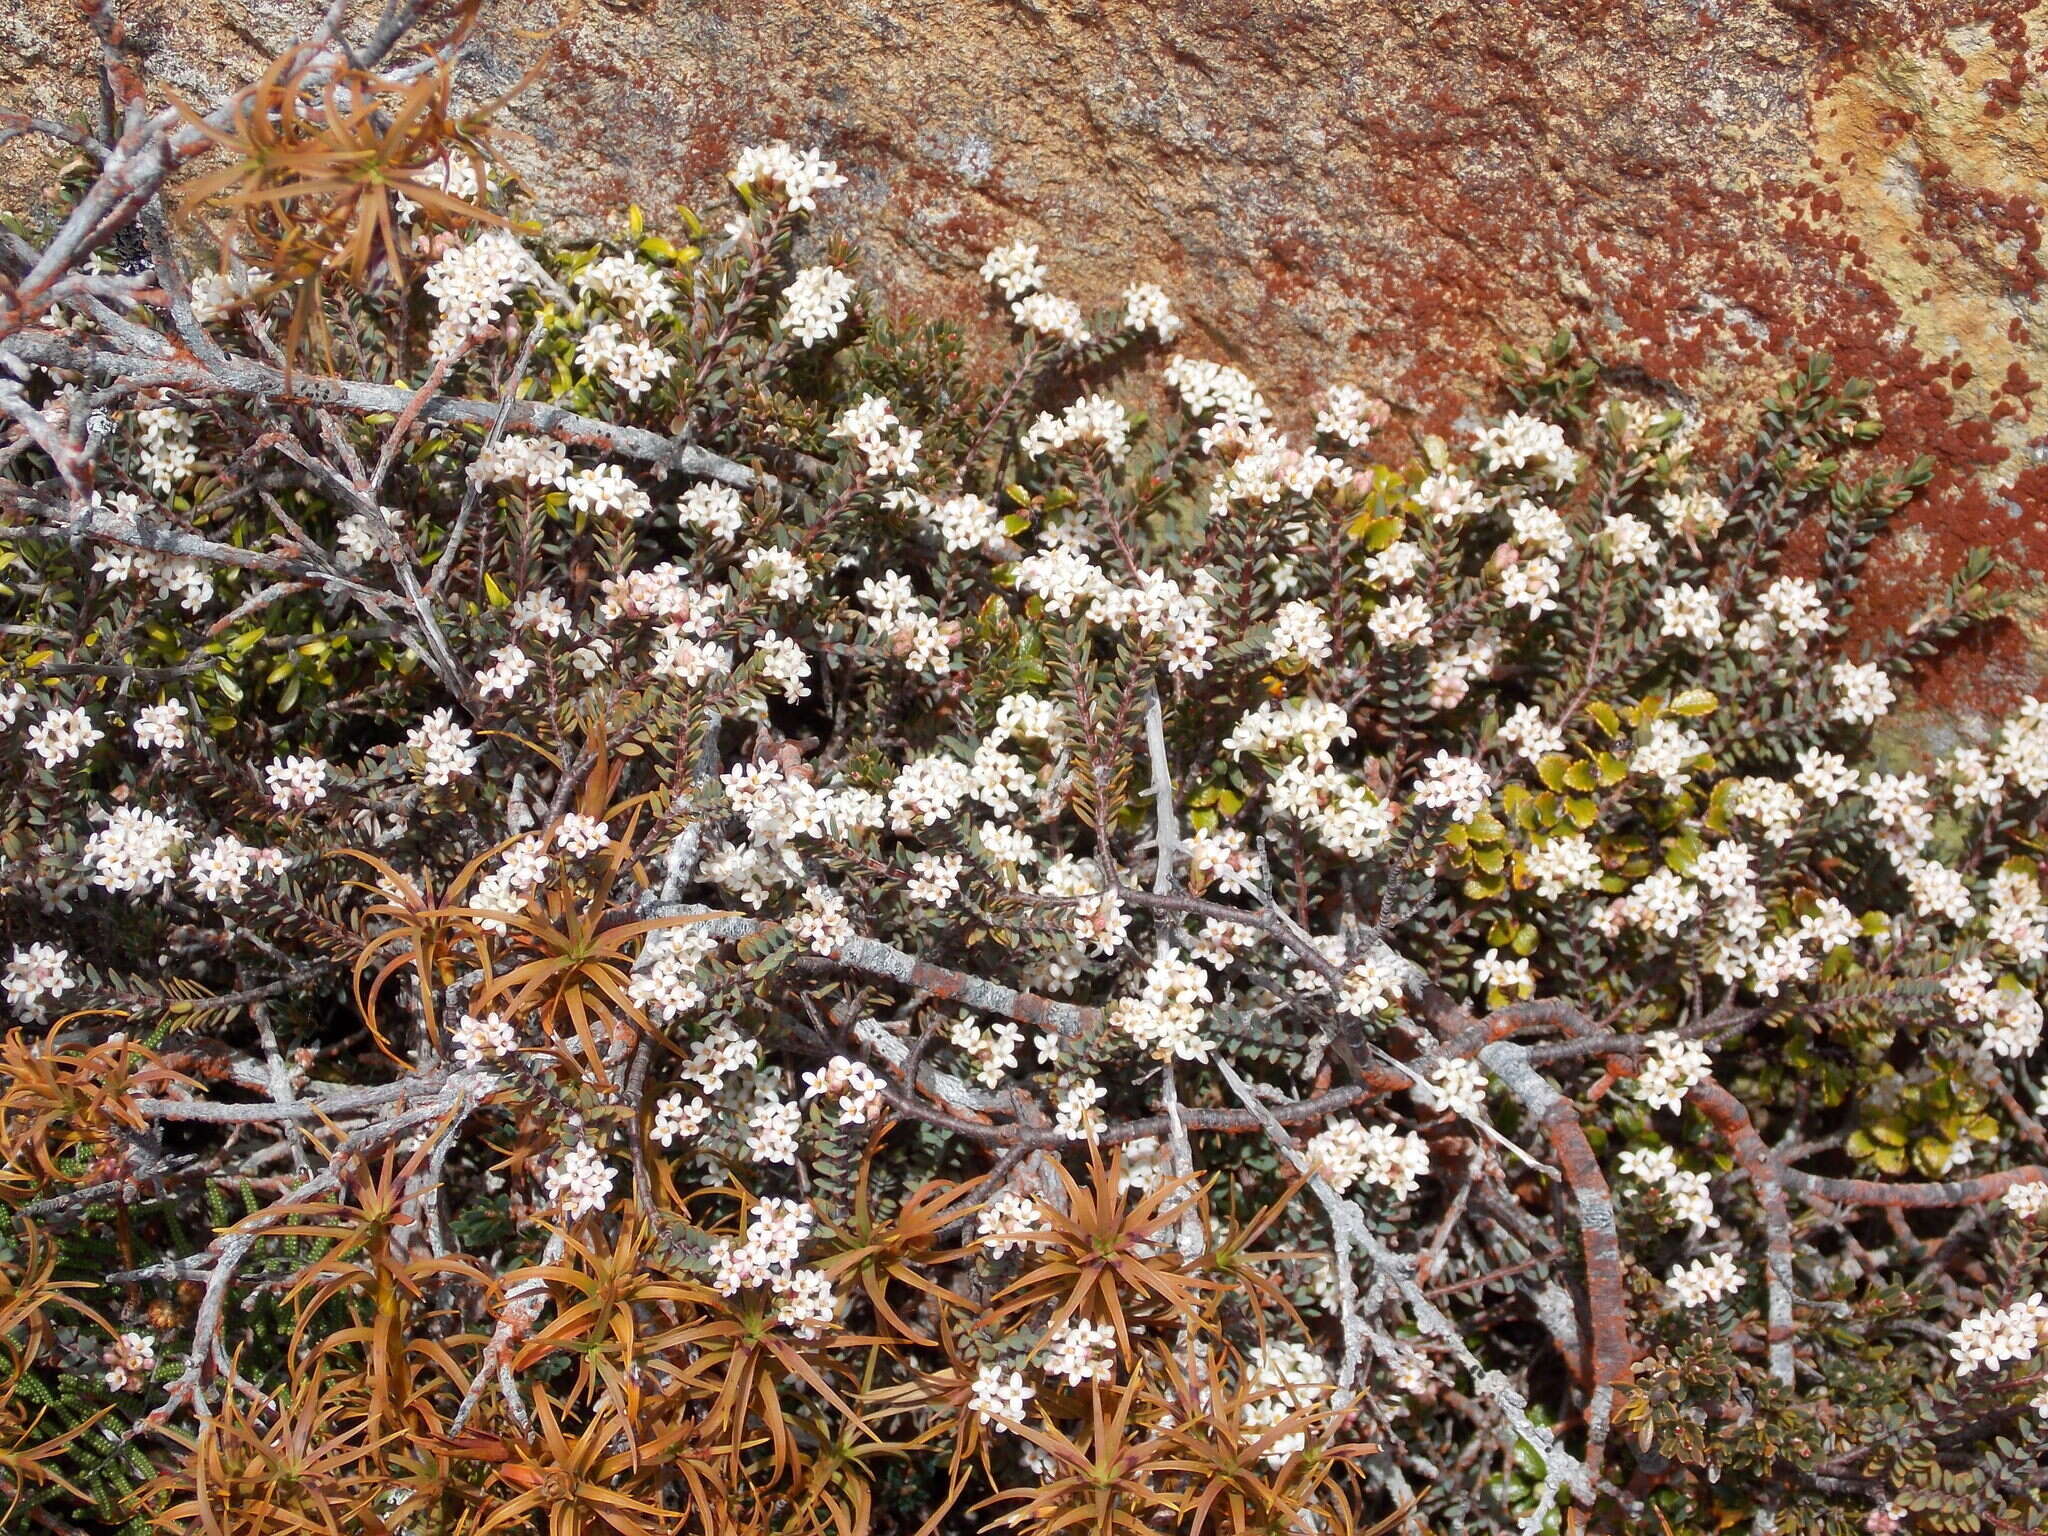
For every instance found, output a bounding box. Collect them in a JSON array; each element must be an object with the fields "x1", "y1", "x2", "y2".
[{"x1": 4, "y1": 1, "x2": 2045, "y2": 710}]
